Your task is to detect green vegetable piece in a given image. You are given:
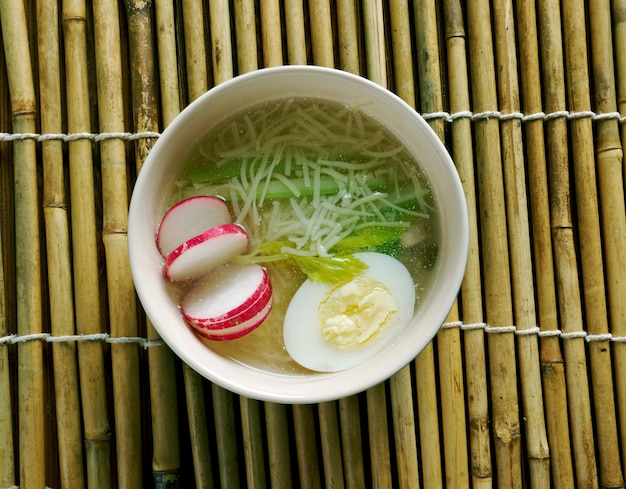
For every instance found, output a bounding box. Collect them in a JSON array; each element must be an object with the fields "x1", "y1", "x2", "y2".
[
  {"x1": 194, "y1": 174, "x2": 387, "y2": 203},
  {"x1": 292, "y1": 254, "x2": 368, "y2": 284},
  {"x1": 188, "y1": 158, "x2": 293, "y2": 183},
  {"x1": 234, "y1": 240, "x2": 368, "y2": 284},
  {"x1": 188, "y1": 160, "x2": 246, "y2": 182},
  {"x1": 261, "y1": 176, "x2": 340, "y2": 200},
  {"x1": 332, "y1": 226, "x2": 405, "y2": 258}
]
